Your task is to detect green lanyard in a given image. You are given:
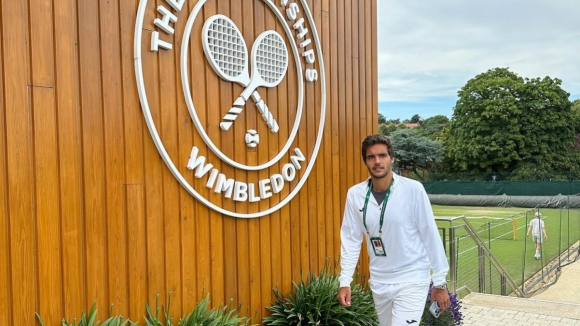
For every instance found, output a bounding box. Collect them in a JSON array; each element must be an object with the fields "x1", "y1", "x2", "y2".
[{"x1": 363, "y1": 178, "x2": 393, "y2": 237}]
